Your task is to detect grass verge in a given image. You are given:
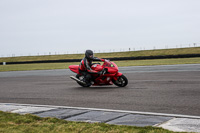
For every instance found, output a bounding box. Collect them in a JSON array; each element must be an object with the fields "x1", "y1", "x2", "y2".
[
  {"x1": 0, "y1": 47, "x2": 200, "y2": 63},
  {"x1": 0, "y1": 111, "x2": 178, "y2": 133},
  {"x1": 0, "y1": 57, "x2": 200, "y2": 72}
]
